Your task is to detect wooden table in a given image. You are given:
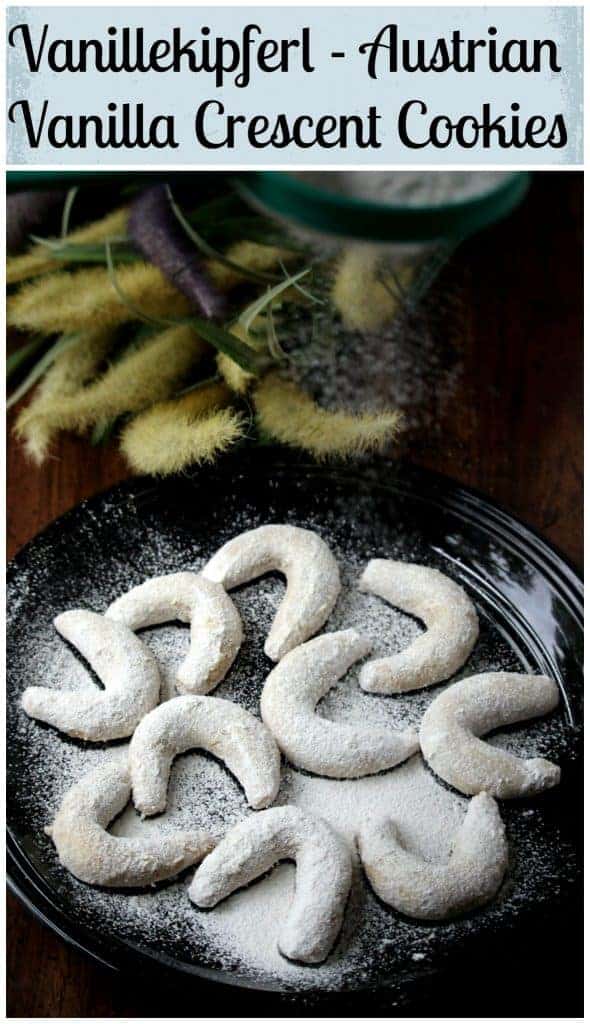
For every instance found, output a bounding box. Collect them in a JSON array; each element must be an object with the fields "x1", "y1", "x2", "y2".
[{"x1": 7, "y1": 172, "x2": 582, "y2": 1016}]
